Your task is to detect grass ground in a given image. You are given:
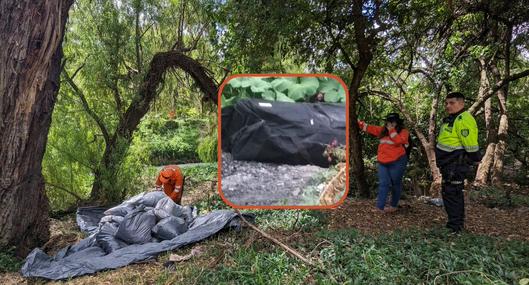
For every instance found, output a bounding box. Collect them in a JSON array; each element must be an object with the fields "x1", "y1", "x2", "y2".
[{"x1": 1, "y1": 171, "x2": 529, "y2": 284}]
